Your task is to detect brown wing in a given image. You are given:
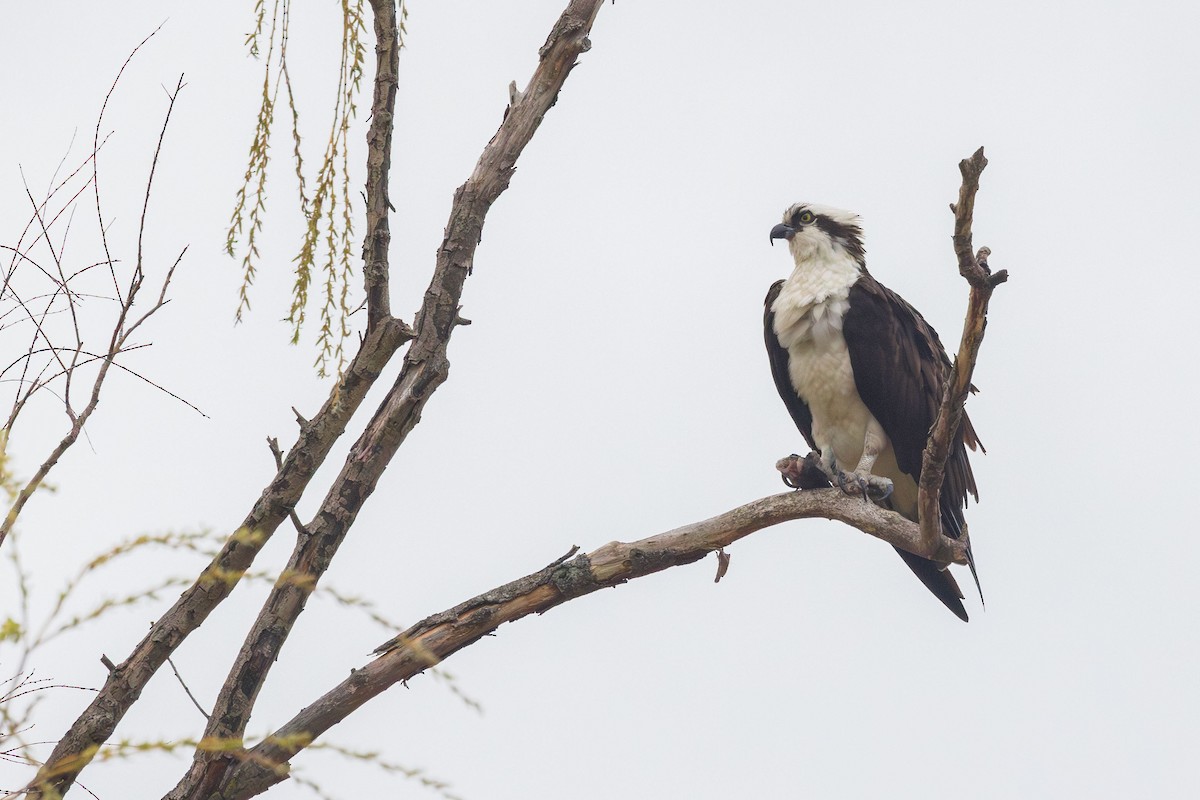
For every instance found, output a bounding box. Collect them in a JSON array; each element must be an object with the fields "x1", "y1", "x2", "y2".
[
  {"x1": 842, "y1": 273, "x2": 982, "y2": 619},
  {"x1": 842, "y1": 274, "x2": 980, "y2": 521}
]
